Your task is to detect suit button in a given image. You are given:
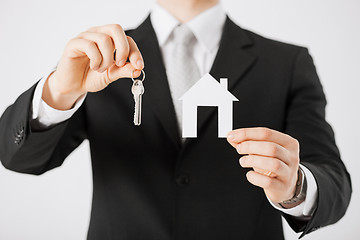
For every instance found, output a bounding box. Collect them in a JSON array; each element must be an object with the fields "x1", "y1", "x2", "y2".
[{"x1": 176, "y1": 174, "x2": 191, "y2": 186}]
